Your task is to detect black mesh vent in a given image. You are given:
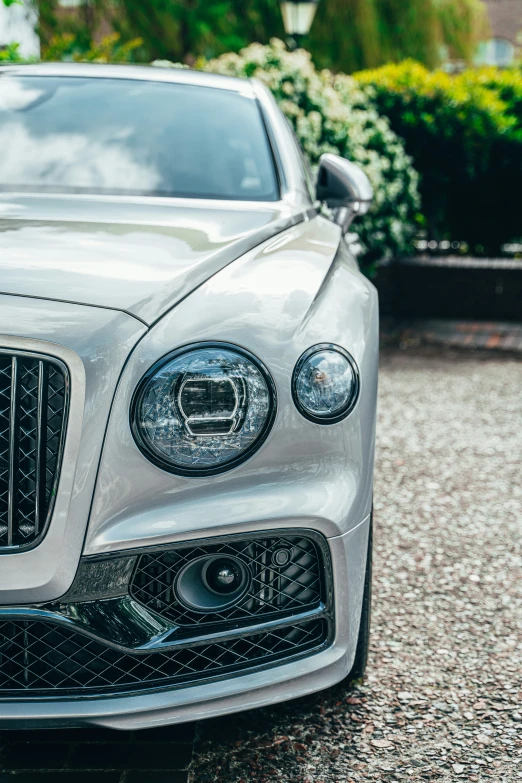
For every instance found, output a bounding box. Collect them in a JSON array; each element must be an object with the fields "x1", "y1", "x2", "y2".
[
  {"x1": 130, "y1": 534, "x2": 326, "y2": 627},
  {"x1": 0, "y1": 619, "x2": 327, "y2": 695},
  {"x1": 0, "y1": 353, "x2": 68, "y2": 549}
]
